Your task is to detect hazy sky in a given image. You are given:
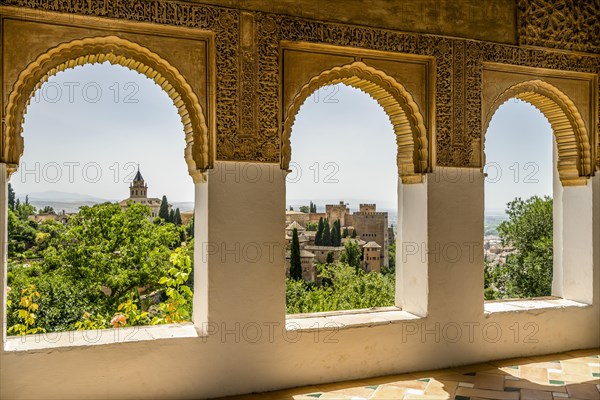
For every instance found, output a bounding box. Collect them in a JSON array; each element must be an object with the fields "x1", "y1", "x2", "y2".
[
  {"x1": 12, "y1": 63, "x2": 193, "y2": 202},
  {"x1": 12, "y1": 63, "x2": 553, "y2": 212},
  {"x1": 484, "y1": 100, "x2": 553, "y2": 211},
  {"x1": 287, "y1": 84, "x2": 397, "y2": 211}
]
